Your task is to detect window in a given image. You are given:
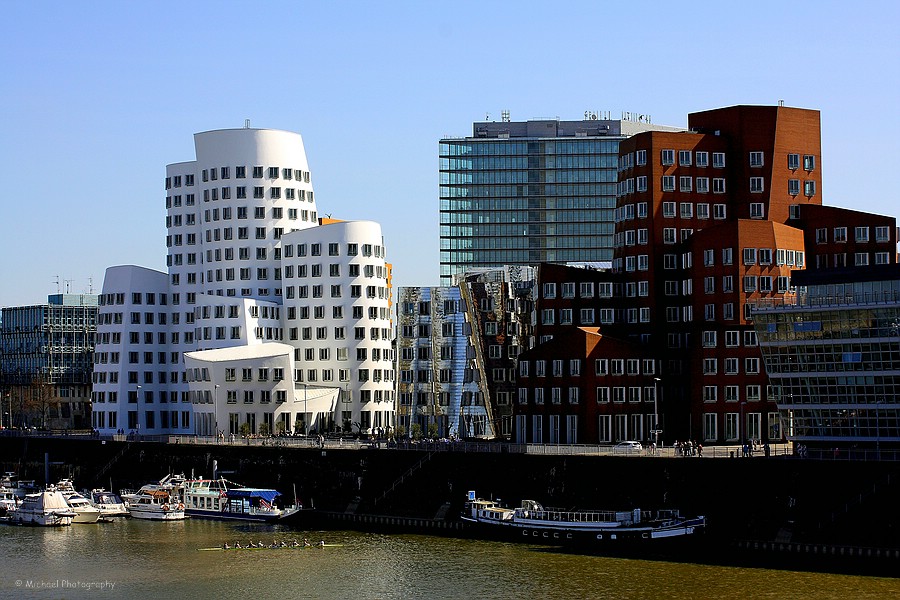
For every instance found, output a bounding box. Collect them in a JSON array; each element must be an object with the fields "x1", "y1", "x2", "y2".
[
  {"x1": 855, "y1": 226, "x2": 870, "y2": 242},
  {"x1": 749, "y1": 151, "x2": 764, "y2": 167},
  {"x1": 834, "y1": 227, "x2": 847, "y2": 243},
  {"x1": 804, "y1": 180, "x2": 816, "y2": 197},
  {"x1": 788, "y1": 179, "x2": 800, "y2": 196},
  {"x1": 712, "y1": 178, "x2": 725, "y2": 194},
  {"x1": 696, "y1": 178, "x2": 709, "y2": 194},
  {"x1": 663, "y1": 202, "x2": 676, "y2": 218},
  {"x1": 745, "y1": 358, "x2": 760, "y2": 374},
  {"x1": 662, "y1": 176, "x2": 675, "y2": 192},
  {"x1": 876, "y1": 226, "x2": 891, "y2": 242},
  {"x1": 788, "y1": 153, "x2": 800, "y2": 170},
  {"x1": 661, "y1": 149, "x2": 675, "y2": 165},
  {"x1": 712, "y1": 152, "x2": 725, "y2": 168},
  {"x1": 714, "y1": 204, "x2": 726, "y2": 219},
  {"x1": 750, "y1": 203, "x2": 764, "y2": 219},
  {"x1": 679, "y1": 150, "x2": 692, "y2": 166},
  {"x1": 680, "y1": 202, "x2": 693, "y2": 218},
  {"x1": 855, "y1": 252, "x2": 870, "y2": 266},
  {"x1": 702, "y1": 330, "x2": 717, "y2": 348},
  {"x1": 743, "y1": 248, "x2": 757, "y2": 265},
  {"x1": 803, "y1": 155, "x2": 816, "y2": 171},
  {"x1": 750, "y1": 178, "x2": 764, "y2": 194}
]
